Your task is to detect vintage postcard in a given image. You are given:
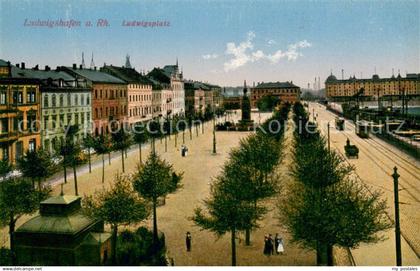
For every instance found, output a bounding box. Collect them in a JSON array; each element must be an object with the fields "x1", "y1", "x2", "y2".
[{"x1": 0, "y1": 0, "x2": 419, "y2": 270}]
